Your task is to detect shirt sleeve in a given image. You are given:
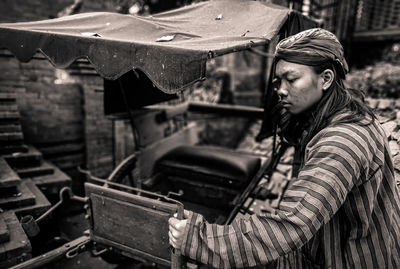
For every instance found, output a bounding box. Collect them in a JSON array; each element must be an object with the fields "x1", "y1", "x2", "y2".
[{"x1": 180, "y1": 125, "x2": 369, "y2": 268}]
